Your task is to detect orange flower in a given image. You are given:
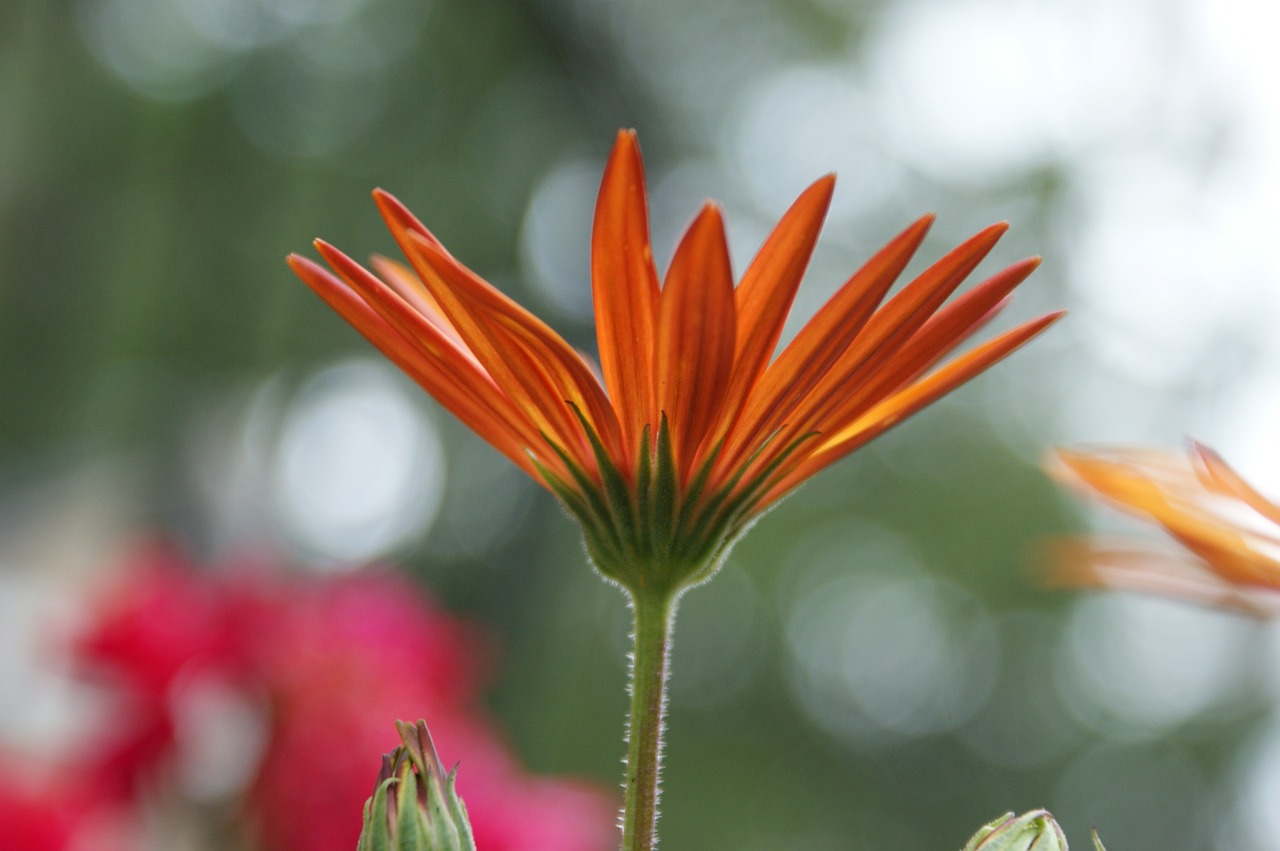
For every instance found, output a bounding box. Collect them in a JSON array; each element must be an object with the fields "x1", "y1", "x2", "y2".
[
  {"x1": 290, "y1": 130, "x2": 1062, "y2": 593},
  {"x1": 1050, "y1": 444, "x2": 1280, "y2": 614}
]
